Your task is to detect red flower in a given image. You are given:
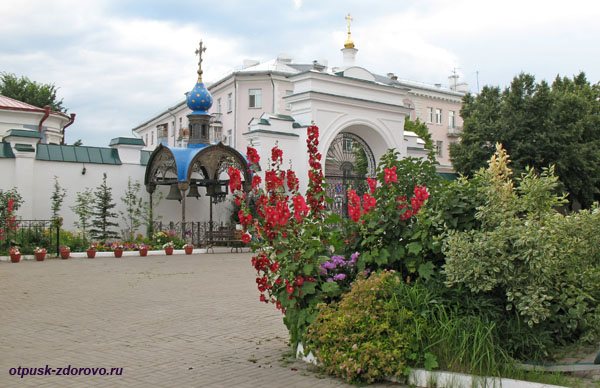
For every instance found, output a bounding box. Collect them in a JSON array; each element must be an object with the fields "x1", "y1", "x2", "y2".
[
  {"x1": 367, "y1": 178, "x2": 377, "y2": 194},
  {"x1": 247, "y1": 146, "x2": 260, "y2": 165},
  {"x1": 269, "y1": 261, "x2": 280, "y2": 272},
  {"x1": 347, "y1": 189, "x2": 362, "y2": 222},
  {"x1": 271, "y1": 146, "x2": 283, "y2": 164},
  {"x1": 227, "y1": 166, "x2": 242, "y2": 192},
  {"x1": 384, "y1": 166, "x2": 398, "y2": 184},
  {"x1": 251, "y1": 175, "x2": 262, "y2": 190},
  {"x1": 259, "y1": 294, "x2": 267, "y2": 303},
  {"x1": 295, "y1": 275, "x2": 304, "y2": 286},
  {"x1": 241, "y1": 233, "x2": 251, "y2": 244},
  {"x1": 292, "y1": 194, "x2": 309, "y2": 222},
  {"x1": 286, "y1": 284, "x2": 294, "y2": 294},
  {"x1": 286, "y1": 169, "x2": 299, "y2": 192},
  {"x1": 362, "y1": 193, "x2": 377, "y2": 213}
]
